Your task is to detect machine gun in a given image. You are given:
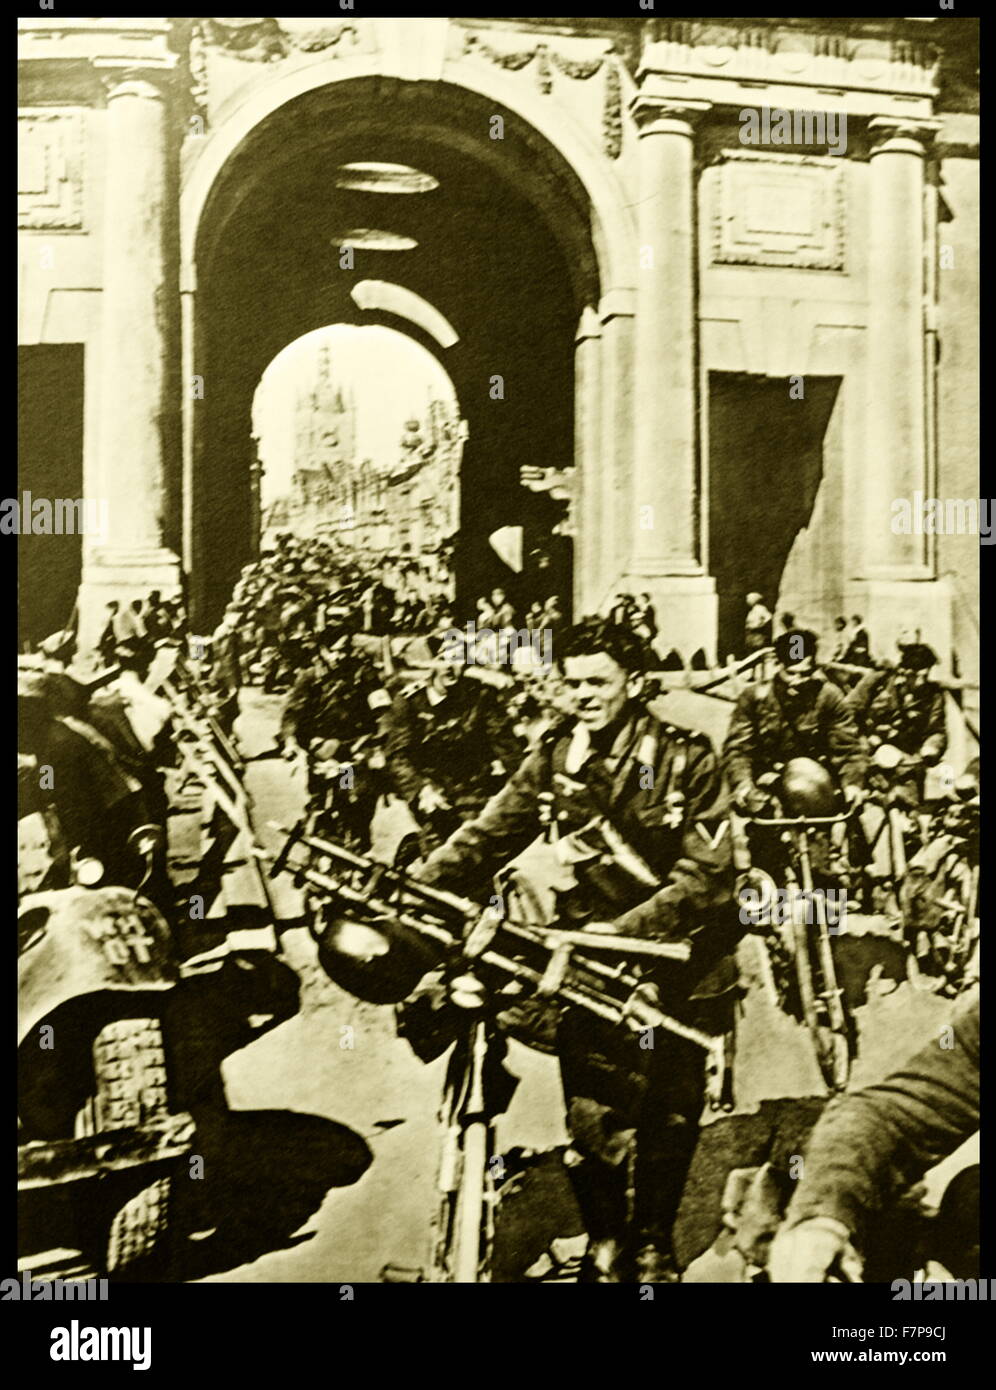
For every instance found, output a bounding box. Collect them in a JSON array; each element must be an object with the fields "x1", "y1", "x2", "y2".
[{"x1": 269, "y1": 819, "x2": 733, "y2": 1282}]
